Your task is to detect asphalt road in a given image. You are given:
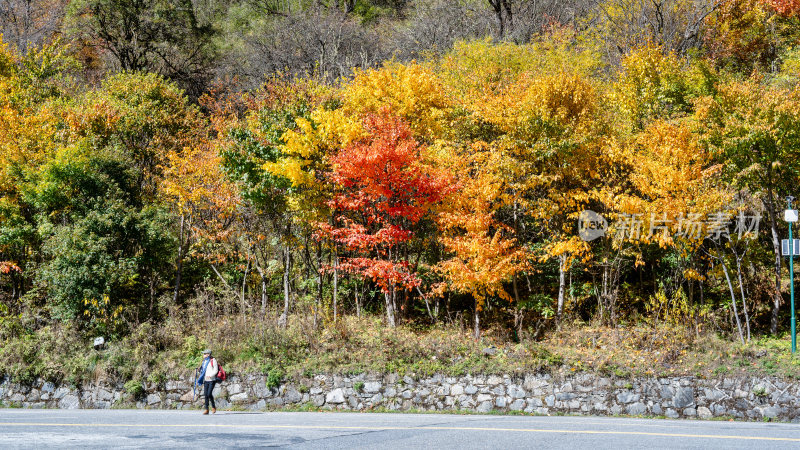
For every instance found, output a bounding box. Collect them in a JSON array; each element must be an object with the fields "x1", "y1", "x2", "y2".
[{"x1": 1, "y1": 409, "x2": 799, "y2": 449}]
